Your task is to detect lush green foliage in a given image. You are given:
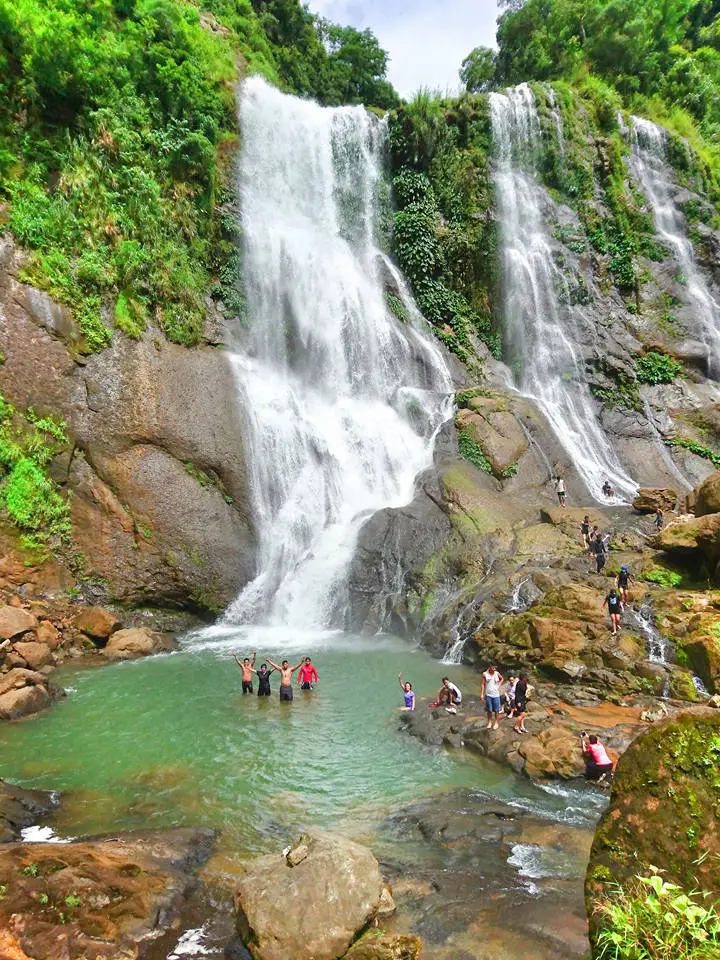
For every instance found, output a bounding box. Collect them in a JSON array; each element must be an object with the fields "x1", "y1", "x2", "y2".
[
  {"x1": 457, "y1": 430, "x2": 493, "y2": 473},
  {"x1": 460, "y1": 46, "x2": 497, "y2": 93},
  {"x1": 0, "y1": 0, "x2": 397, "y2": 353},
  {"x1": 0, "y1": 393, "x2": 70, "y2": 548},
  {"x1": 388, "y1": 93, "x2": 501, "y2": 367},
  {"x1": 641, "y1": 567, "x2": 684, "y2": 588},
  {"x1": 665, "y1": 437, "x2": 720, "y2": 467},
  {"x1": 593, "y1": 872, "x2": 720, "y2": 959},
  {"x1": 635, "y1": 351, "x2": 685, "y2": 385}
]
